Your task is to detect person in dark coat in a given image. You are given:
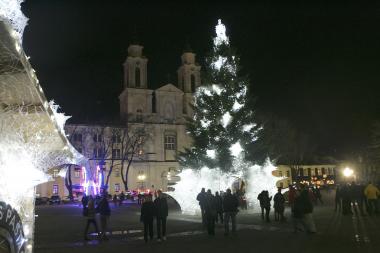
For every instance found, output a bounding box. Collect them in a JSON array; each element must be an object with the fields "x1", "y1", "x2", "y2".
[
  {"x1": 196, "y1": 188, "x2": 207, "y2": 227},
  {"x1": 204, "y1": 189, "x2": 217, "y2": 235},
  {"x1": 300, "y1": 185, "x2": 316, "y2": 233},
  {"x1": 119, "y1": 191, "x2": 125, "y2": 206},
  {"x1": 257, "y1": 191, "x2": 266, "y2": 220},
  {"x1": 81, "y1": 193, "x2": 89, "y2": 208},
  {"x1": 258, "y1": 190, "x2": 272, "y2": 222},
  {"x1": 341, "y1": 183, "x2": 353, "y2": 215},
  {"x1": 274, "y1": 188, "x2": 285, "y2": 221},
  {"x1": 215, "y1": 191, "x2": 224, "y2": 224},
  {"x1": 223, "y1": 189, "x2": 239, "y2": 236},
  {"x1": 83, "y1": 197, "x2": 100, "y2": 240},
  {"x1": 154, "y1": 190, "x2": 168, "y2": 241},
  {"x1": 97, "y1": 193, "x2": 111, "y2": 240},
  {"x1": 292, "y1": 189, "x2": 308, "y2": 233},
  {"x1": 334, "y1": 185, "x2": 342, "y2": 212},
  {"x1": 140, "y1": 194, "x2": 155, "y2": 243}
]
